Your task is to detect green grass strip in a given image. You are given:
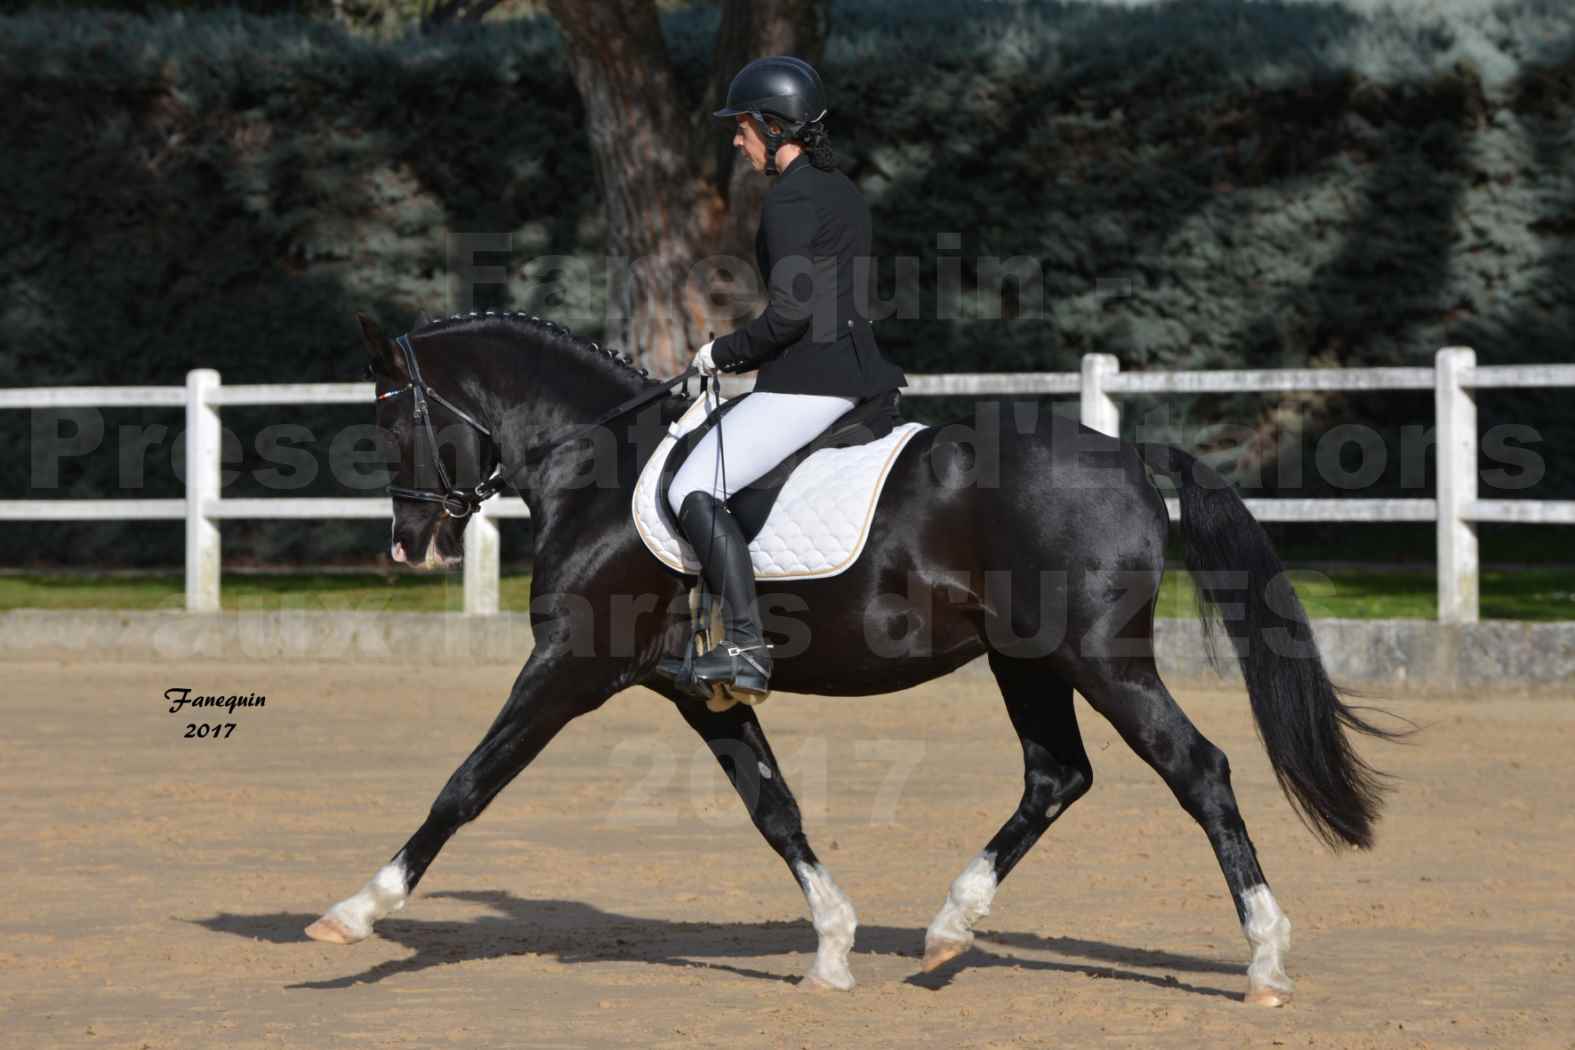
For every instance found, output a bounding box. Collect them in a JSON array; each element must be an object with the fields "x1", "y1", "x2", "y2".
[
  {"x1": 0, "y1": 572, "x2": 534, "y2": 614},
  {"x1": 3, "y1": 568, "x2": 1574, "y2": 620},
  {"x1": 1154, "y1": 568, "x2": 1575, "y2": 622}
]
